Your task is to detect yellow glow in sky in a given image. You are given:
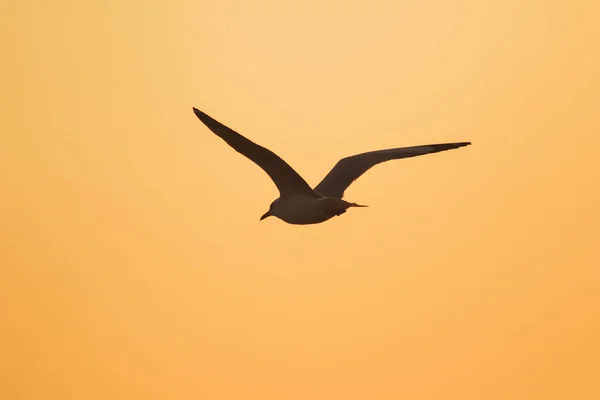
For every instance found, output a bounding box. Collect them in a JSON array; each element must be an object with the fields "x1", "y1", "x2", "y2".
[{"x1": 1, "y1": 1, "x2": 599, "y2": 399}]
